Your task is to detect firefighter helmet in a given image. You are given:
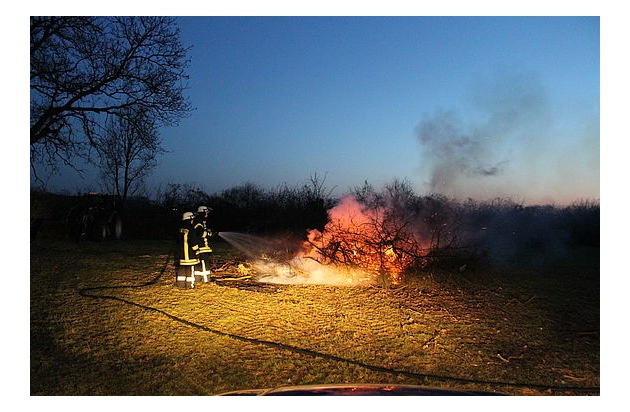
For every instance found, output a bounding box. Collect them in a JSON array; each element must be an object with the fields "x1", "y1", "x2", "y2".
[
  {"x1": 197, "y1": 205, "x2": 211, "y2": 213},
  {"x1": 182, "y1": 212, "x2": 195, "y2": 221}
]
